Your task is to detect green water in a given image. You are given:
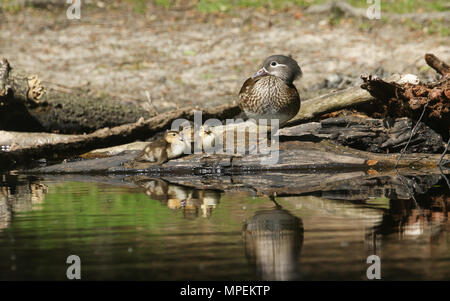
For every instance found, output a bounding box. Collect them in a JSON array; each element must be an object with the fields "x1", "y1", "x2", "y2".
[{"x1": 0, "y1": 174, "x2": 449, "y2": 280}]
